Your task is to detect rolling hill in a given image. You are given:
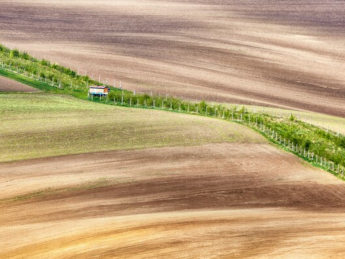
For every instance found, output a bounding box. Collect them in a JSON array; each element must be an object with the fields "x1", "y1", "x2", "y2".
[
  {"x1": 2, "y1": 92, "x2": 345, "y2": 258},
  {"x1": 1, "y1": 1, "x2": 345, "y2": 258}
]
